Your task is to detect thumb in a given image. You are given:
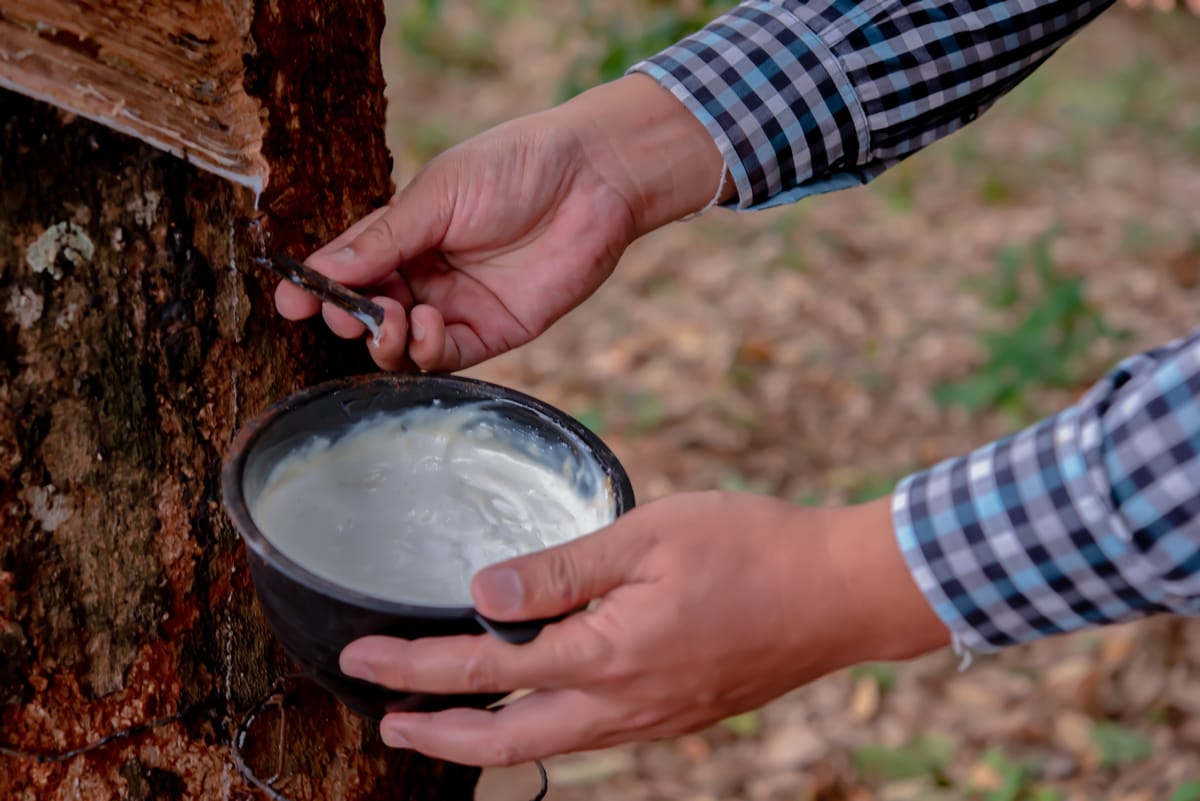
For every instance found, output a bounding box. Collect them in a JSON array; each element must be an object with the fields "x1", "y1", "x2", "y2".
[
  {"x1": 471, "y1": 519, "x2": 645, "y2": 621},
  {"x1": 308, "y1": 171, "x2": 451, "y2": 286}
]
